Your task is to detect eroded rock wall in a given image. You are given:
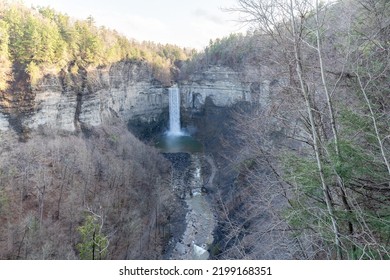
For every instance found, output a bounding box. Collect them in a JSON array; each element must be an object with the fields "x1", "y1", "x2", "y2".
[
  {"x1": 0, "y1": 112, "x2": 8, "y2": 131},
  {"x1": 180, "y1": 66, "x2": 250, "y2": 111},
  {"x1": 0, "y1": 63, "x2": 273, "y2": 134},
  {"x1": 0, "y1": 61, "x2": 169, "y2": 133}
]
